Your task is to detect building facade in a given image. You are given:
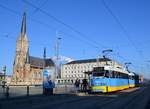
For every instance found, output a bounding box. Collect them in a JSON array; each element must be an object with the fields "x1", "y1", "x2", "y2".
[
  {"x1": 12, "y1": 12, "x2": 55, "y2": 85},
  {"x1": 59, "y1": 58, "x2": 123, "y2": 84}
]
